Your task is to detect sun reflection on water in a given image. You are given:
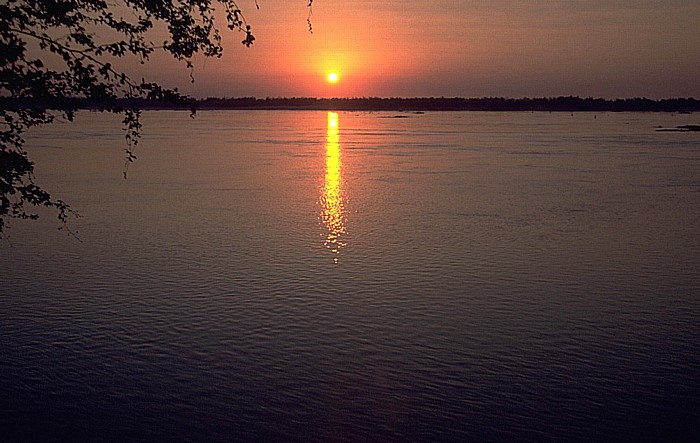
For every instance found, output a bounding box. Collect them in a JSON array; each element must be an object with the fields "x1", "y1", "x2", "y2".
[{"x1": 320, "y1": 112, "x2": 346, "y2": 263}]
